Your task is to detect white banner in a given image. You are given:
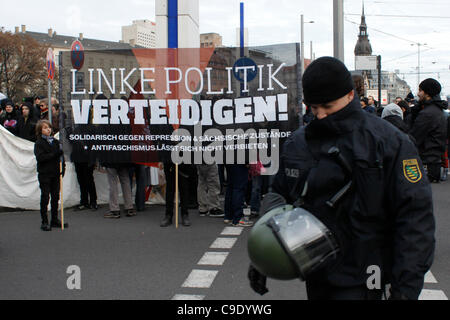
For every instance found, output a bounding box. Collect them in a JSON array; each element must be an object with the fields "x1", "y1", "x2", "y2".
[{"x1": 0, "y1": 125, "x2": 112, "y2": 210}]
